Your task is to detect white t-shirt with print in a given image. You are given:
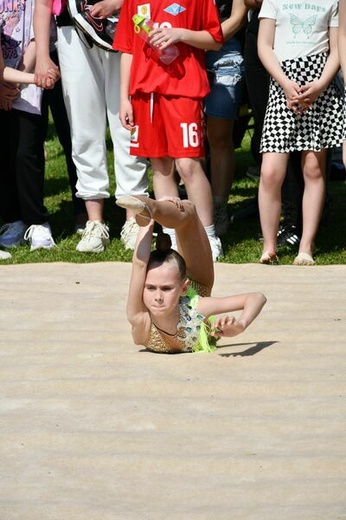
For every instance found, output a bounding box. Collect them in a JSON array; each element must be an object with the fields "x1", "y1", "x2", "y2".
[
  {"x1": 0, "y1": 0, "x2": 43, "y2": 114},
  {"x1": 259, "y1": 0, "x2": 339, "y2": 62}
]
